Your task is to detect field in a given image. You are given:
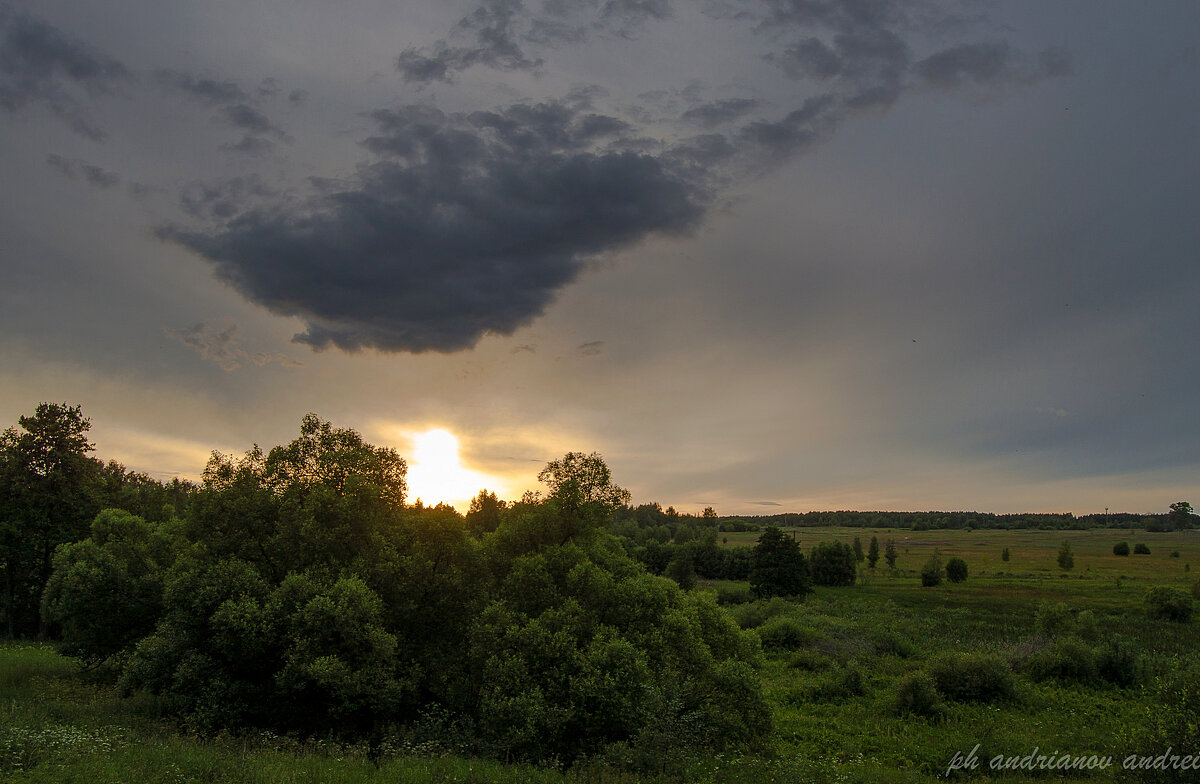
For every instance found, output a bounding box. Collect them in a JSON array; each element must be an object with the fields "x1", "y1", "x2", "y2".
[{"x1": 3, "y1": 527, "x2": 1198, "y2": 783}]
